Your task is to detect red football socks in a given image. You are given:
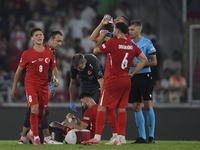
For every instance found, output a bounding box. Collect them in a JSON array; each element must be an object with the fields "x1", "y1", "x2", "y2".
[
  {"x1": 107, "y1": 109, "x2": 118, "y2": 134},
  {"x1": 118, "y1": 111, "x2": 127, "y2": 136},
  {"x1": 95, "y1": 111, "x2": 106, "y2": 135},
  {"x1": 30, "y1": 113, "x2": 39, "y2": 136}
]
